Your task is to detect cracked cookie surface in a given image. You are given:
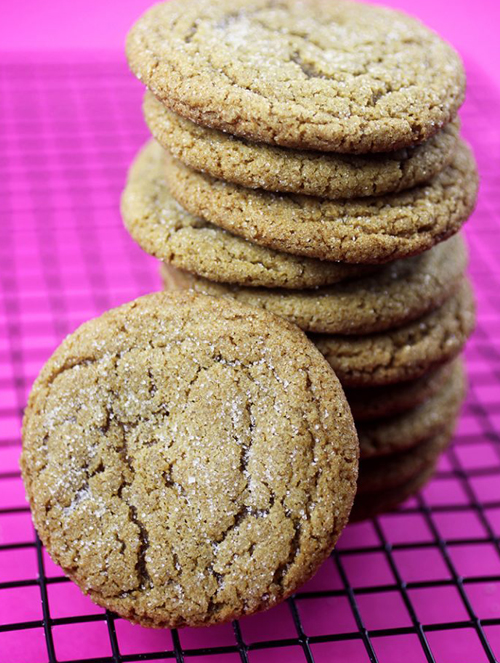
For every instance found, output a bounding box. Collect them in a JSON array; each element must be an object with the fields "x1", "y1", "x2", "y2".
[
  {"x1": 145, "y1": 92, "x2": 460, "y2": 199},
  {"x1": 122, "y1": 141, "x2": 375, "y2": 289},
  {"x1": 127, "y1": 0, "x2": 465, "y2": 152},
  {"x1": 164, "y1": 141, "x2": 478, "y2": 264},
  {"x1": 160, "y1": 234, "x2": 466, "y2": 334},
  {"x1": 21, "y1": 291, "x2": 358, "y2": 628},
  {"x1": 315, "y1": 278, "x2": 475, "y2": 386}
]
